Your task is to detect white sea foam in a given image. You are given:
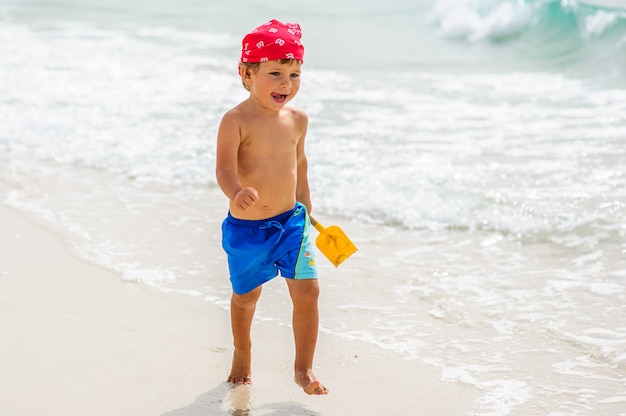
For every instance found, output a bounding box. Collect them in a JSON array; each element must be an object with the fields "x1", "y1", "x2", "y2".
[{"x1": 432, "y1": 0, "x2": 534, "y2": 41}]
